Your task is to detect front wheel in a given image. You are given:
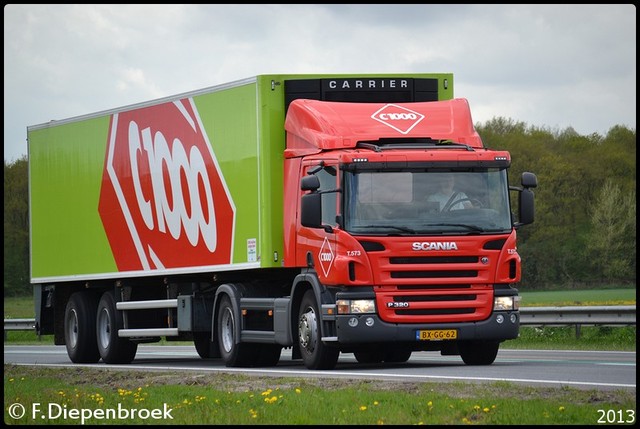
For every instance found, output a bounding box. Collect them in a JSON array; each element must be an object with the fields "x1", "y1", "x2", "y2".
[
  {"x1": 384, "y1": 349, "x2": 412, "y2": 363},
  {"x1": 297, "y1": 290, "x2": 339, "y2": 370},
  {"x1": 458, "y1": 340, "x2": 499, "y2": 365},
  {"x1": 96, "y1": 291, "x2": 138, "y2": 364}
]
